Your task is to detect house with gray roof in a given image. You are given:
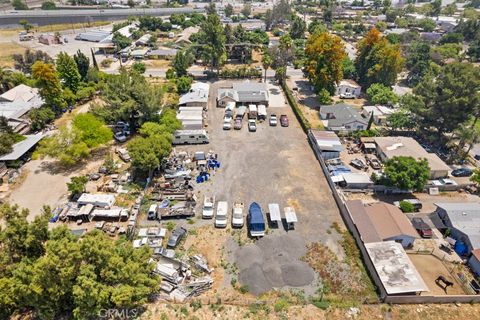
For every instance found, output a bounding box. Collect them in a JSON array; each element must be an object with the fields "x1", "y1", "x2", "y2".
[
  {"x1": 435, "y1": 202, "x2": 480, "y2": 255},
  {"x1": 217, "y1": 82, "x2": 269, "y2": 107},
  {"x1": 319, "y1": 103, "x2": 368, "y2": 132},
  {"x1": 0, "y1": 84, "x2": 44, "y2": 133}
]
